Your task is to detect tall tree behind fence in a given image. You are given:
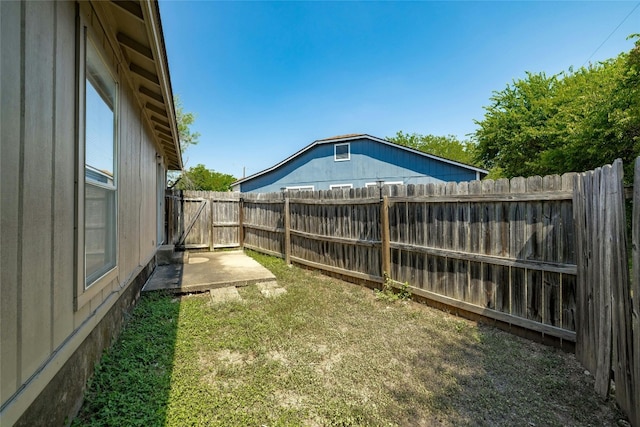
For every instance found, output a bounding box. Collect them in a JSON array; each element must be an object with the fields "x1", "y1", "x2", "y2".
[{"x1": 574, "y1": 159, "x2": 639, "y2": 425}]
